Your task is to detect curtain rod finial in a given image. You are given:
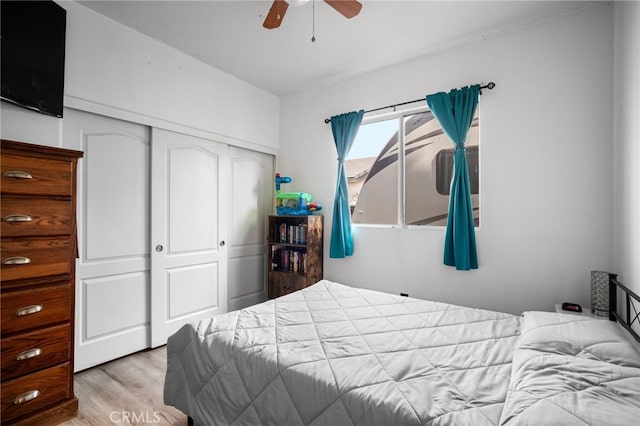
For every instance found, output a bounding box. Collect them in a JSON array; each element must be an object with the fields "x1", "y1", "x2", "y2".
[{"x1": 479, "y1": 81, "x2": 495, "y2": 94}]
